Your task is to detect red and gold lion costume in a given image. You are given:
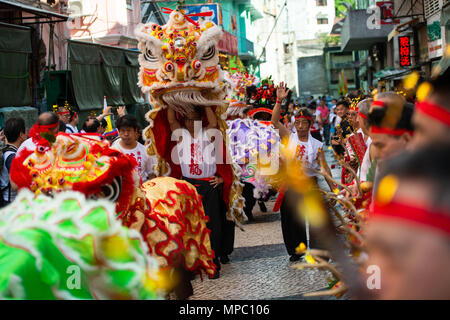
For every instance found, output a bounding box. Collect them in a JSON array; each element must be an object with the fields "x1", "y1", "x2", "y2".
[{"x1": 135, "y1": 8, "x2": 246, "y2": 227}]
